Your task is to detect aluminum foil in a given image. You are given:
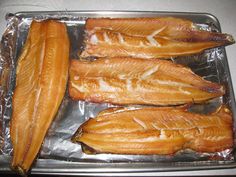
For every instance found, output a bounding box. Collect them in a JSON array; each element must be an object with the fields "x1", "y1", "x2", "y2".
[{"x1": 0, "y1": 12, "x2": 235, "y2": 166}]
